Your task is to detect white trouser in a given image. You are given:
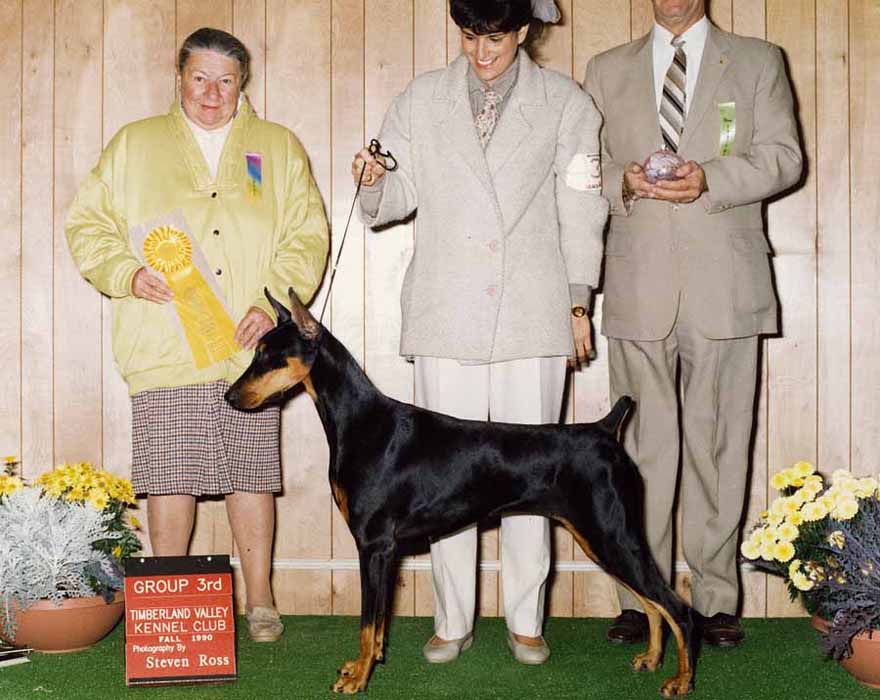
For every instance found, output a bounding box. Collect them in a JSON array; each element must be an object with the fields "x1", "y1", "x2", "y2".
[{"x1": 414, "y1": 355, "x2": 567, "y2": 639}]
